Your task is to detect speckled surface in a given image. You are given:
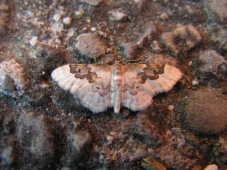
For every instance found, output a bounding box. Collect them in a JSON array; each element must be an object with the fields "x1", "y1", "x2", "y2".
[{"x1": 0, "y1": 0, "x2": 226, "y2": 169}]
